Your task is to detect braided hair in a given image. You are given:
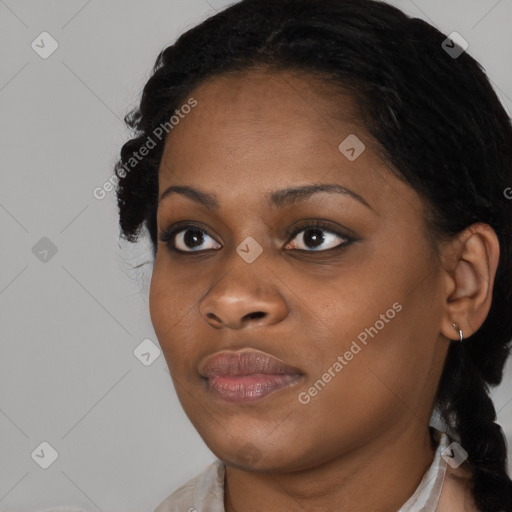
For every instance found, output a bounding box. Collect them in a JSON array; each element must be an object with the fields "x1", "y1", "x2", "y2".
[{"x1": 114, "y1": 0, "x2": 512, "y2": 508}]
